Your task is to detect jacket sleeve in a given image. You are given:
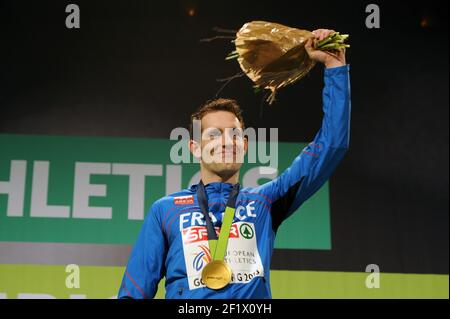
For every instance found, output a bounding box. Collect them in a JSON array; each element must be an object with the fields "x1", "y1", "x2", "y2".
[
  {"x1": 258, "y1": 64, "x2": 351, "y2": 232},
  {"x1": 118, "y1": 201, "x2": 167, "y2": 299}
]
